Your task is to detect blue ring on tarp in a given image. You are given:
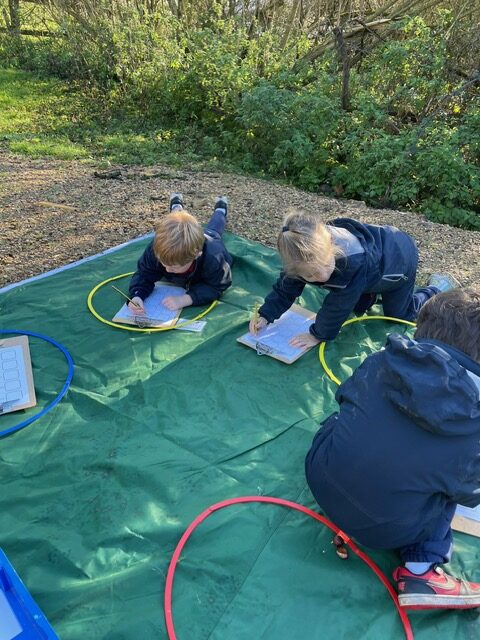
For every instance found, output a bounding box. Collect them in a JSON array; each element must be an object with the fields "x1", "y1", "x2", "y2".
[{"x1": 0, "y1": 330, "x2": 74, "y2": 438}]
